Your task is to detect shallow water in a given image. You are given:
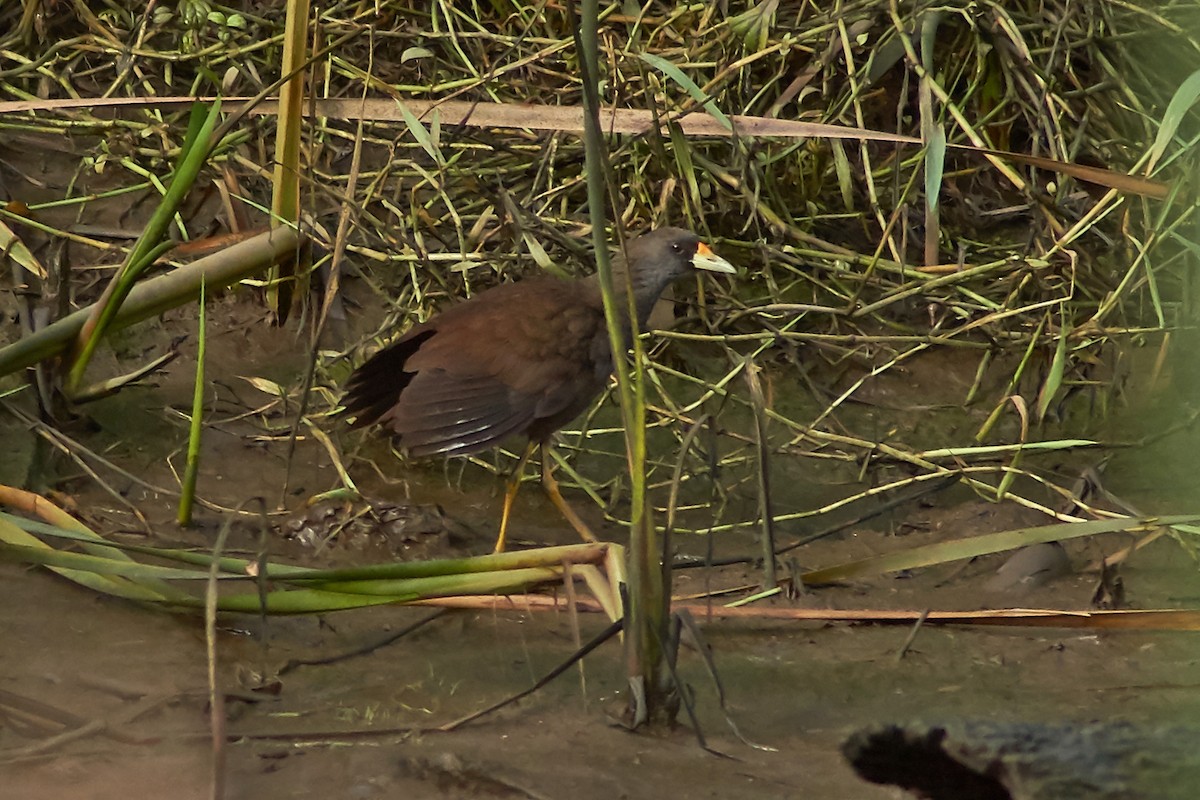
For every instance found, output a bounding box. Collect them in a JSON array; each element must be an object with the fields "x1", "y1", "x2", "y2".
[{"x1": 3, "y1": 267, "x2": 1198, "y2": 799}]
